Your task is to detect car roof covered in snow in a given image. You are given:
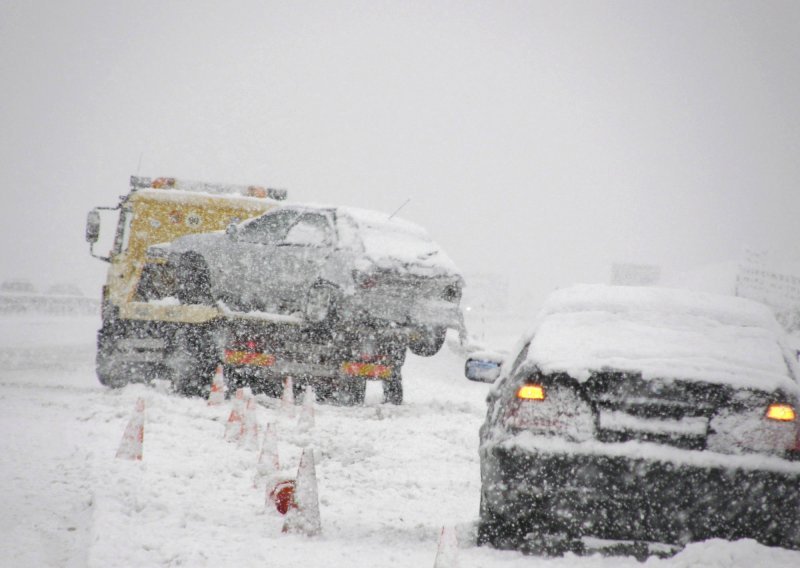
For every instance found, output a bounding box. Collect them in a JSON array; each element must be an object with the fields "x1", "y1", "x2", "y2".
[
  {"x1": 521, "y1": 284, "x2": 799, "y2": 393},
  {"x1": 336, "y1": 206, "x2": 460, "y2": 276},
  {"x1": 238, "y1": 201, "x2": 461, "y2": 276}
]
